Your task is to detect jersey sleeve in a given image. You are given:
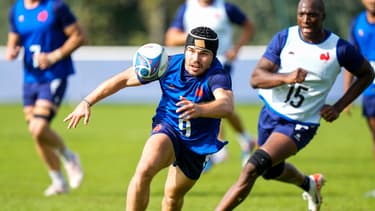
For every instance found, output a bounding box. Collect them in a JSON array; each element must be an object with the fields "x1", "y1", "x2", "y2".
[
  {"x1": 262, "y1": 29, "x2": 289, "y2": 66},
  {"x1": 8, "y1": 6, "x2": 17, "y2": 33},
  {"x1": 224, "y1": 2, "x2": 248, "y2": 25},
  {"x1": 208, "y1": 71, "x2": 232, "y2": 92},
  {"x1": 168, "y1": 4, "x2": 187, "y2": 30},
  {"x1": 53, "y1": 0, "x2": 77, "y2": 28},
  {"x1": 337, "y1": 38, "x2": 364, "y2": 74}
]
